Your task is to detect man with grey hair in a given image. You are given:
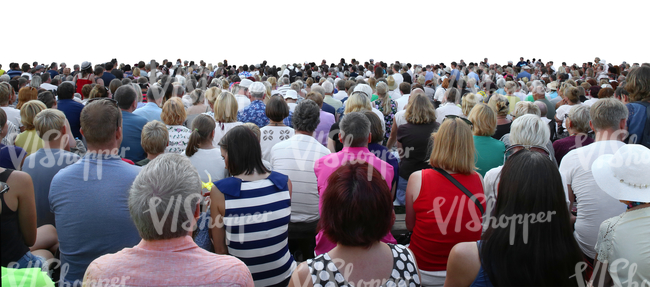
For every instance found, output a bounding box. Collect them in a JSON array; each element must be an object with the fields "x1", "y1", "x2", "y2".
[
  {"x1": 559, "y1": 98, "x2": 628, "y2": 263},
  {"x1": 238, "y1": 82, "x2": 293, "y2": 128},
  {"x1": 321, "y1": 81, "x2": 342, "y2": 110},
  {"x1": 313, "y1": 111, "x2": 396, "y2": 254},
  {"x1": 39, "y1": 72, "x2": 57, "y2": 92},
  {"x1": 270, "y1": 100, "x2": 330, "y2": 260},
  {"x1": 133, "y1": 85, "x2": 163, "y2": 122},
  {"x1": 276, "y1": 76, "x2": 292, "y2": 96},
  {"x1": 235, "y1": 78, "x2": 252, "y2": 112},
  {"x1": 533, "y1": 85, "x2": 556, "y2": 120},
  {"x1": 83, "y1": 154, "x2": 254, "y2": 286}
]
